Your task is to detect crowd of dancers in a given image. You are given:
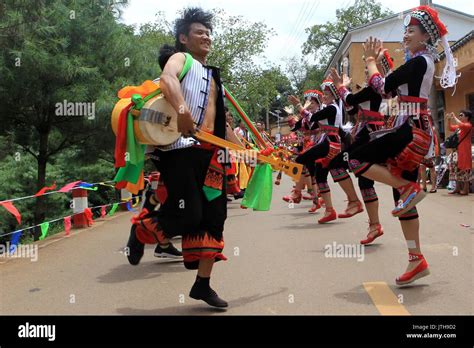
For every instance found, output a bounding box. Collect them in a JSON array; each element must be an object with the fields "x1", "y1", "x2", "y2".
[{"x1": 121, "y1": 5, "x2": 459, "y2": 308}]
